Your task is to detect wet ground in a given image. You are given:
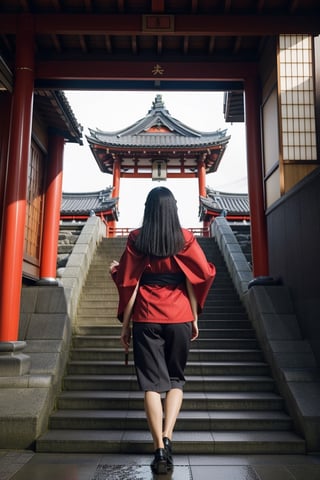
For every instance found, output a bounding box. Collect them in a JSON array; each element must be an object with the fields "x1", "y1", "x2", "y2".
[{"x1": 1, "y1": 451, "x2": 320, "y2": 480}]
